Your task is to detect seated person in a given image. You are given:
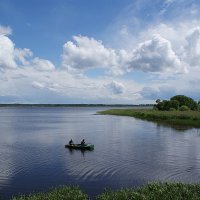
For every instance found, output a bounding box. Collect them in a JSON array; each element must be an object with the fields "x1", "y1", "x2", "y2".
[
  {"x1": 81, "y1": 139, "x2": 85, "y2": 145},
  {"x1": 69, "y1": 139, "x2": 74, "y2": 145}
]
